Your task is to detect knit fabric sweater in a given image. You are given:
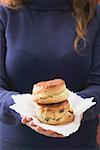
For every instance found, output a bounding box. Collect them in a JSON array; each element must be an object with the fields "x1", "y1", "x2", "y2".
[{"x1": 0, "y1": 0, "x2": 100, "y2": 148}]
